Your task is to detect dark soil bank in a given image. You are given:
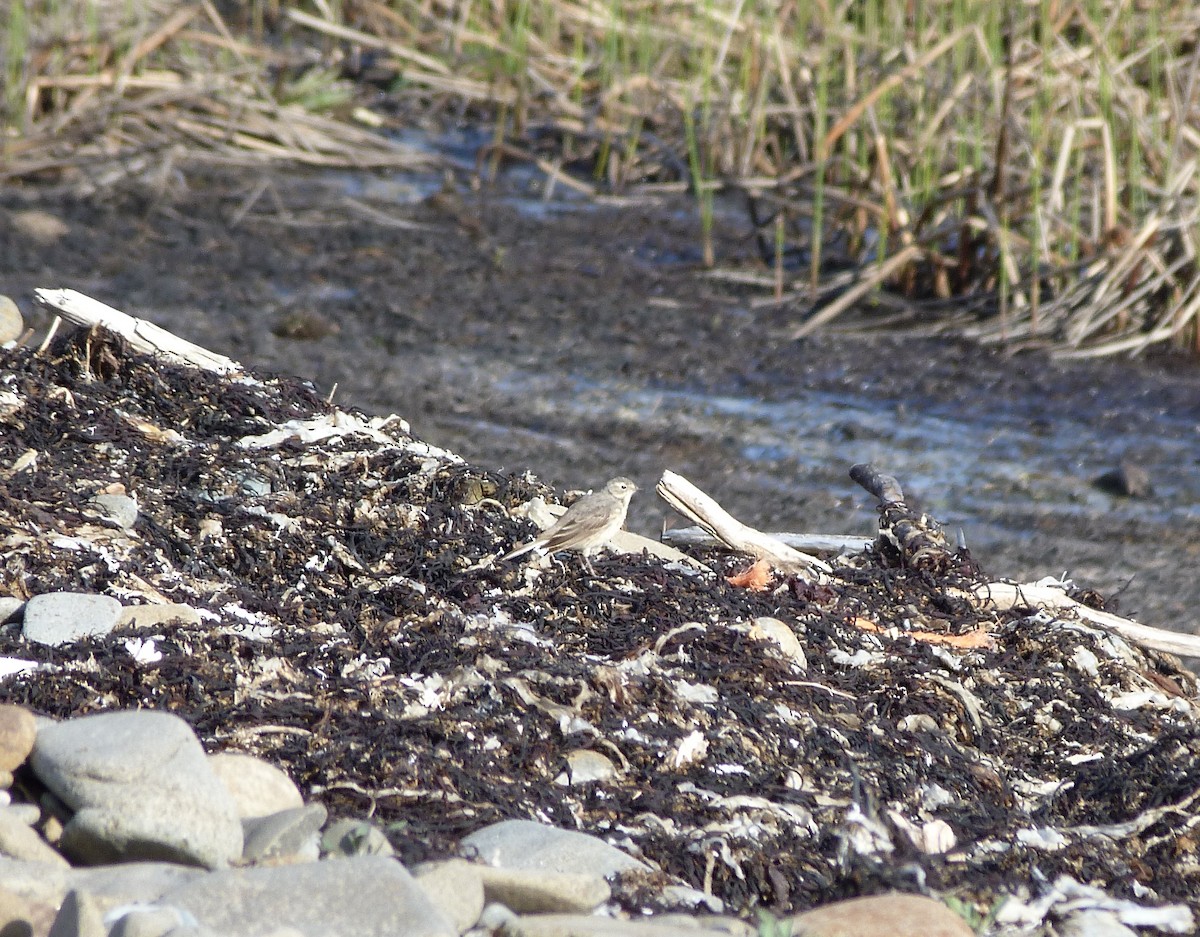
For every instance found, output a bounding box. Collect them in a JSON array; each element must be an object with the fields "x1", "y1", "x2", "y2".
[{"x1": 3, "y1": 164, "x2": 1199, "y2": 635}]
